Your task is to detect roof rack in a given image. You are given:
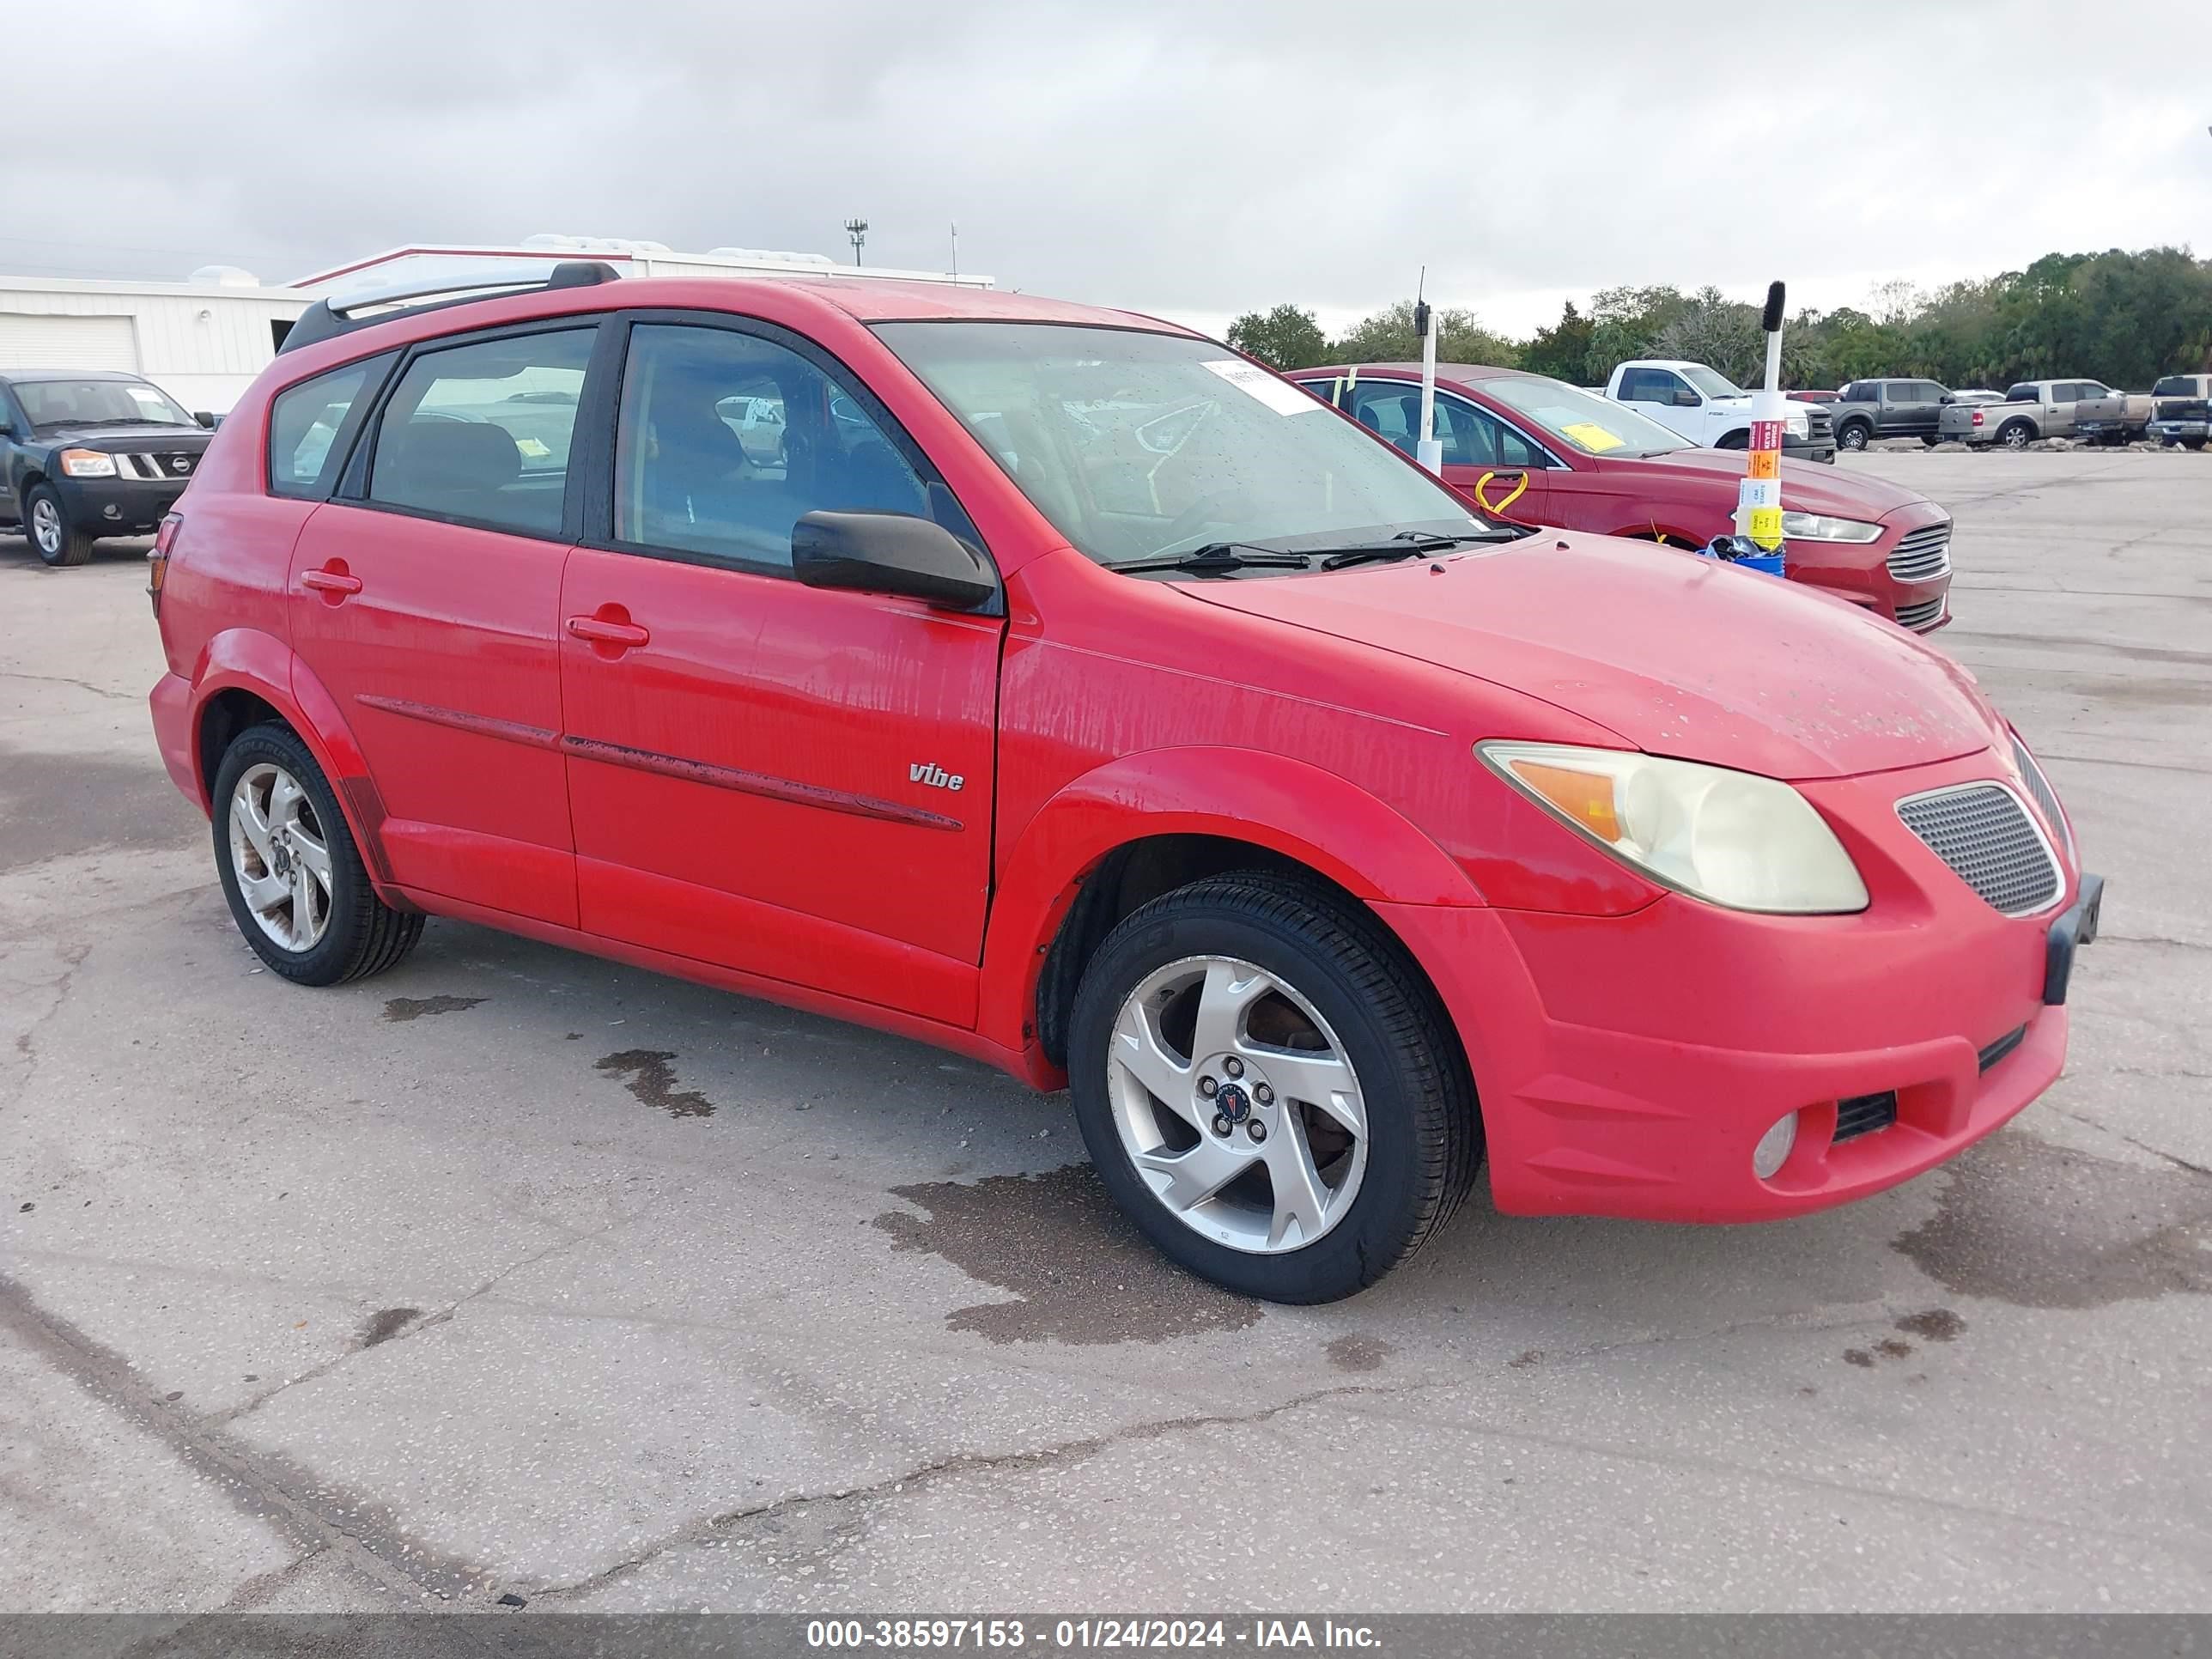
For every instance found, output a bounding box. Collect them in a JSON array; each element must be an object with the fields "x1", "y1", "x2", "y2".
[{"x1": 276, "y1": 259, "x2": 621, "y2": 356}]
